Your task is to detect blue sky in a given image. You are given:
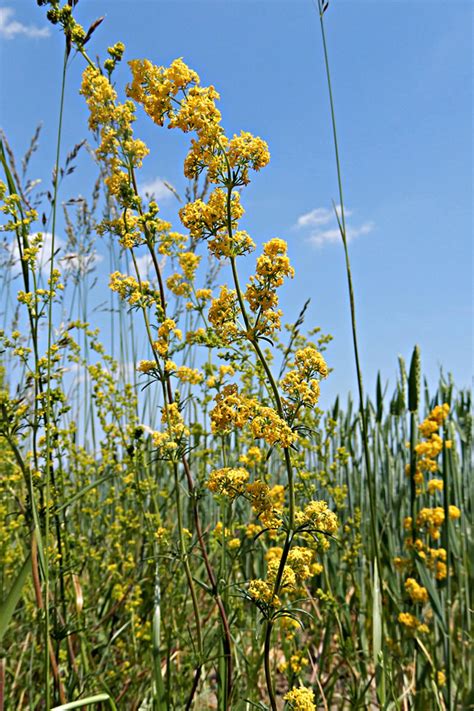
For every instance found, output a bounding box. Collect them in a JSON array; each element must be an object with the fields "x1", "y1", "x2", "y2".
[{"x1": 0, "y1": 0, "x2": 472, "y2": 407}]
